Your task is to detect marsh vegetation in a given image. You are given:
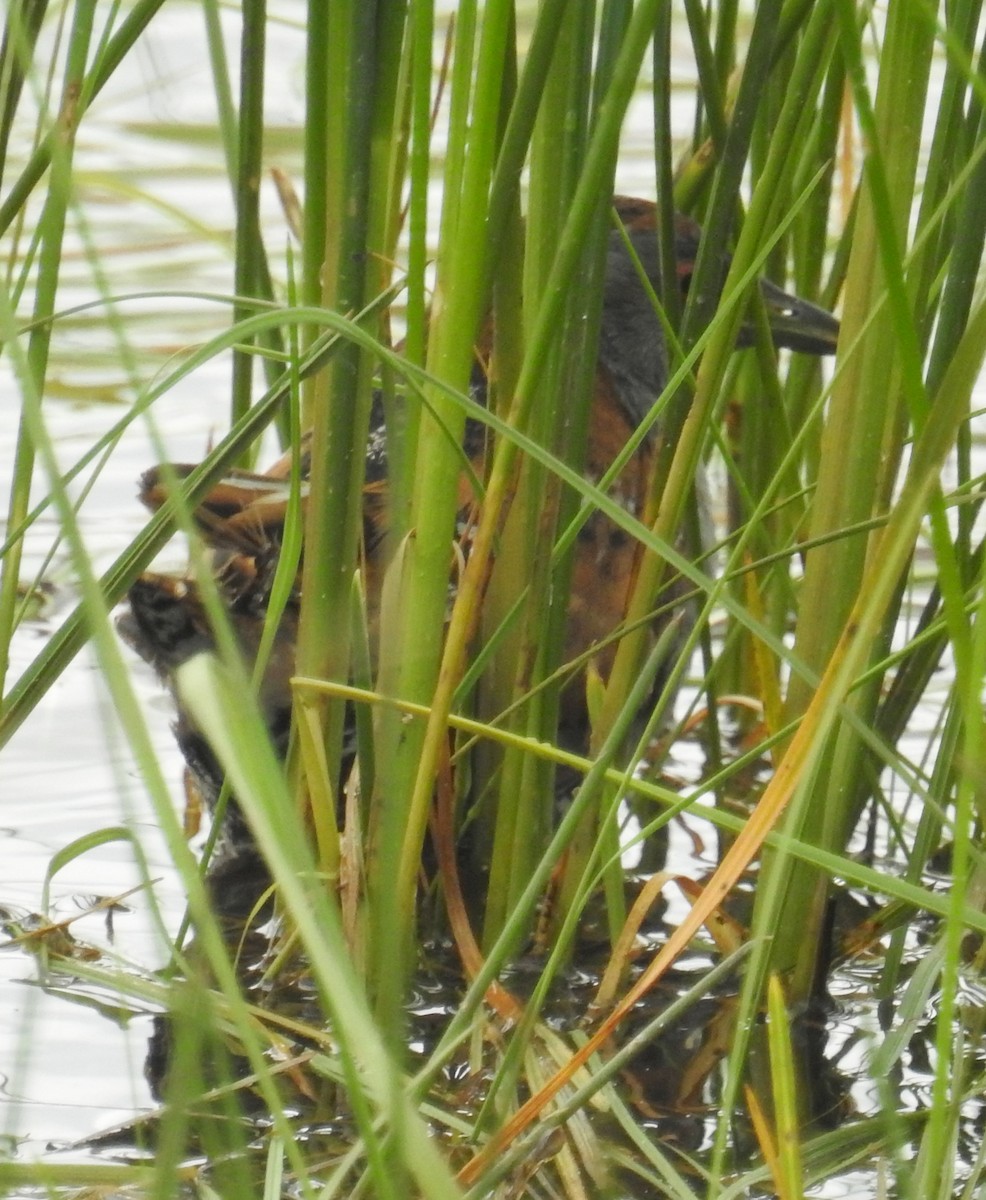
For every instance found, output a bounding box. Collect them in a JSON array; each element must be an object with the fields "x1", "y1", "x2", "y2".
[{"x1": 2, "y1": 2, "x2": 986, "y2": 1197}]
